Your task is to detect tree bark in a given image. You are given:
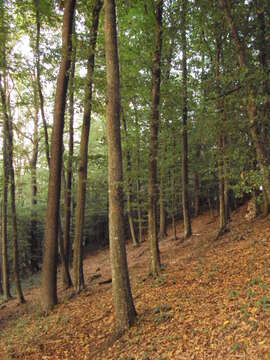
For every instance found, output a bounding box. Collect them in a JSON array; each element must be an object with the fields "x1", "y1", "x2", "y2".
[
  {"x1": 62, "y1": 32, "x2": 75, "y2": 289},
  {"x1": 181, "y1": 0, "x2": 192, "y2": 239},
  {"x1": 193, "y1": 146, "x2": 200, "y2": 217},
  {"x1": 41, "y1": 0, "x2": 76, "y2": 311},
  {"x1": 159, "y1": 171, "x2": 167, "y2": 239},
  {"x1": 104, "y1": 0, "x2": 136, "y2": 335},
  {"x1": 29, "y1": 82, "x2": 39, "y2": 273},
  {"x1": 121, "y1": 108, "x2": 139, "y2": 246},
  {"x1": 215, "y1": 35, "x2": 228, "y2": 236},
  {"x1": 170, "y1": 169, "x2": 177, "y2": 241},
  {"x1": 34, "y1": 0, "x2": 50, "y2": 166},
  {"x1": 148, "y1": 0, "x2": 163, "y2": 276},
  {"x1": 134, "y1": 104, "x2": 143, "y2": 243},
  {"x1": 73, "y1": 0, "x2": 102, "y2": 293},
  {"x1": 4, "y1": 78, "x2": 25, "y2": 304},
  {"x1": 0, "y1": 75, "x2": 11, "y2": 301}
]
